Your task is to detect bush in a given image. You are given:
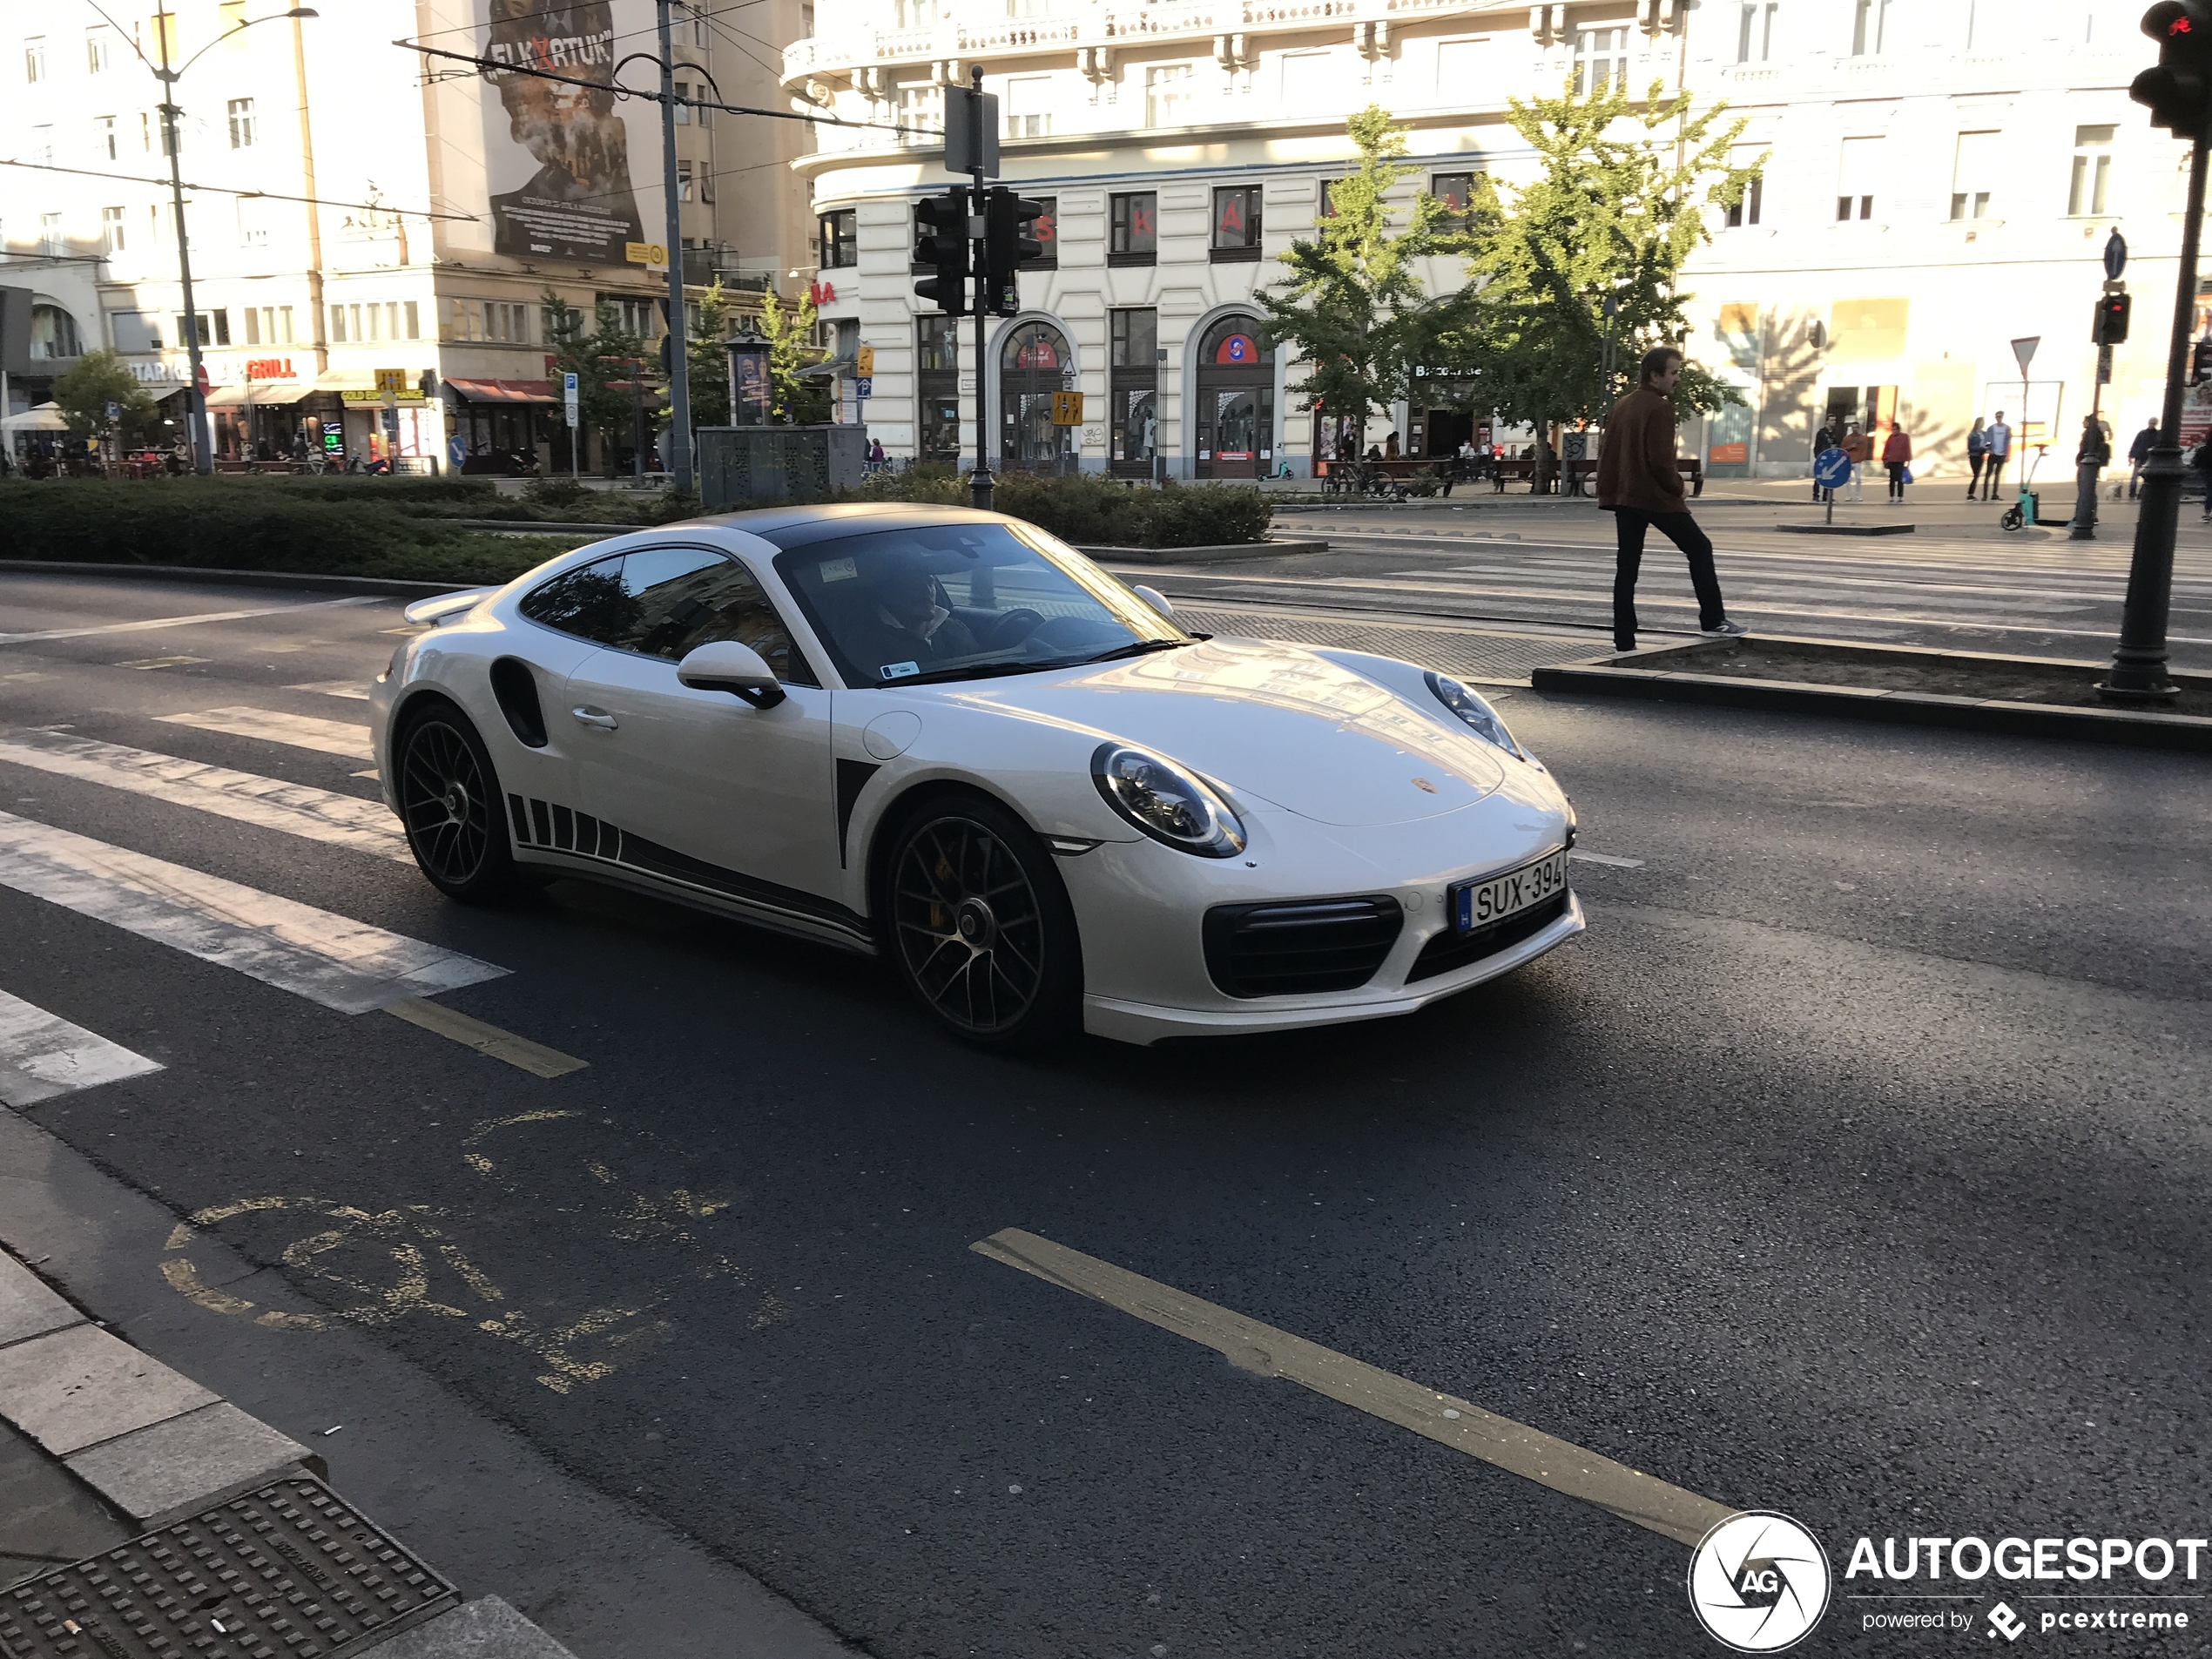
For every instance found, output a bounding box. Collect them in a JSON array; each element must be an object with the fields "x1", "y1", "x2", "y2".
[{"x1": 847, "y1": 468, "x2": 1270, "y2": 548}]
